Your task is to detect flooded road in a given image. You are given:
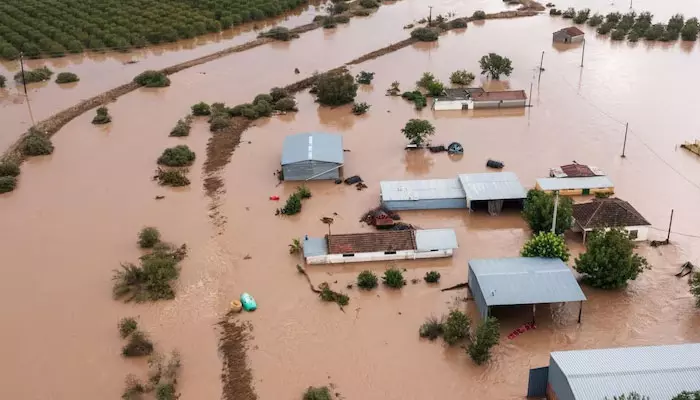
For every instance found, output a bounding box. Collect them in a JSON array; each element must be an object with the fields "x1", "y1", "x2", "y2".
[{"x1": 2, "y1": 0, "x2": 700, "y2": 399}]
